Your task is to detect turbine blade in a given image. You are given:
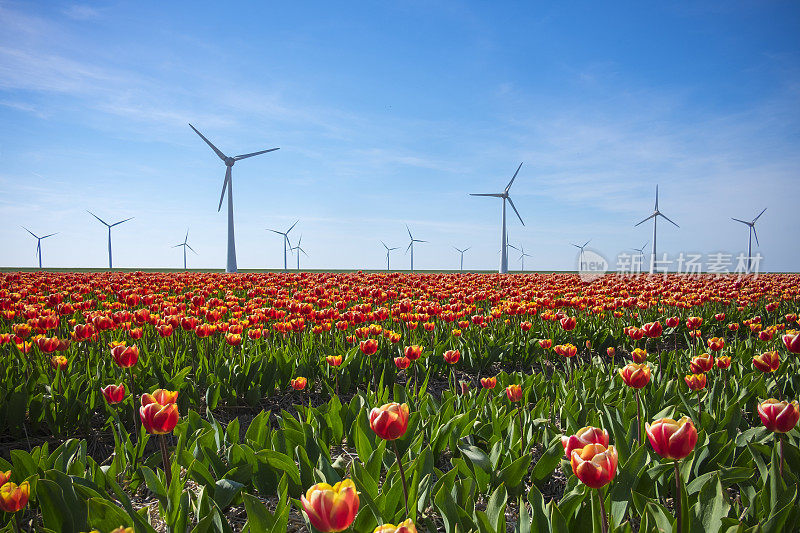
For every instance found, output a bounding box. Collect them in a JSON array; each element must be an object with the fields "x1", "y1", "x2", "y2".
[
  {"x1": 505, "y1": 162, "x2": 523, "y2": 192},
  {"x1": 41, "y1": 233, "x2": 57, "y2": 239},
  {"x1": 654, "y1": 184, "x2": 659, "y2": 211},
  {"x1": 406, "y1": 242, "x2": 412, "y2": 253},
  {"x1": 234, "y1": 147, "x2": 279, "y2": 160},
  {"x1": 469, "y1": 193, "x2": 504, "y2": 197},
  {"x1": 752, "y1": 226, "x2": 759, "y2": 247},
  {"x1": 634, "y1": 213, "x2": 656, "y2": 226},
  {"x1": 189, "y1": 124, "x2": 227, "y2": 161},
  {"x1": 111, "y1": 217, "x2": 134, "y2": 227},
  {"x1": 659, "y1": 213, "x2": 680, "y2": 228},
  {"x1": 287, "y1": 220, "x2": 299, "y2": 233},
  {"x1": 406, "y1": 225, "x2": 413, "y2": 239},
  {"x1": 188, "y1": 245, "x2": 198, "y2": 255},
  {"x1": 21, "y1": 226, "x2": 38, "y2": 239},
  {"x1": 583, "y1": 239, "x2": 591, "y2": 248},
  {"x1": 87, "y1": 210, "x2": 110, "y2": 226},
  {"x1": 382, "y1": 240, "x2": 389, "y2": 250},
  {"x1": 173, "y1": 243, "x2": 183, "y2": 248},
  {"x1": 753, "y1": 207, "x2": 767, "y2": 223},
  {"x1": 184, "y1": 229, "x2": 189, "y2": 244},
  {"x1": 464, "y1": 247, "x2": 470, "y2": 252},
  {"x1": 731, "y1": 218, "x2": 750, "y2": 225},
  {"x1": 267, "y1": 229, "x2": 284, "y2": 235},
  {"x1": 218, "y1": 166, "x2": 231, "y2": 212},
  {"x1": 571, "y1": 243, "x2": 580, "y2": 249},
  {"x1": 507, "y1": 196, "x2": 524, "y2": 225},
  {"x1": 301, "y1": 248, "x2": 308, "y2": 257}
]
